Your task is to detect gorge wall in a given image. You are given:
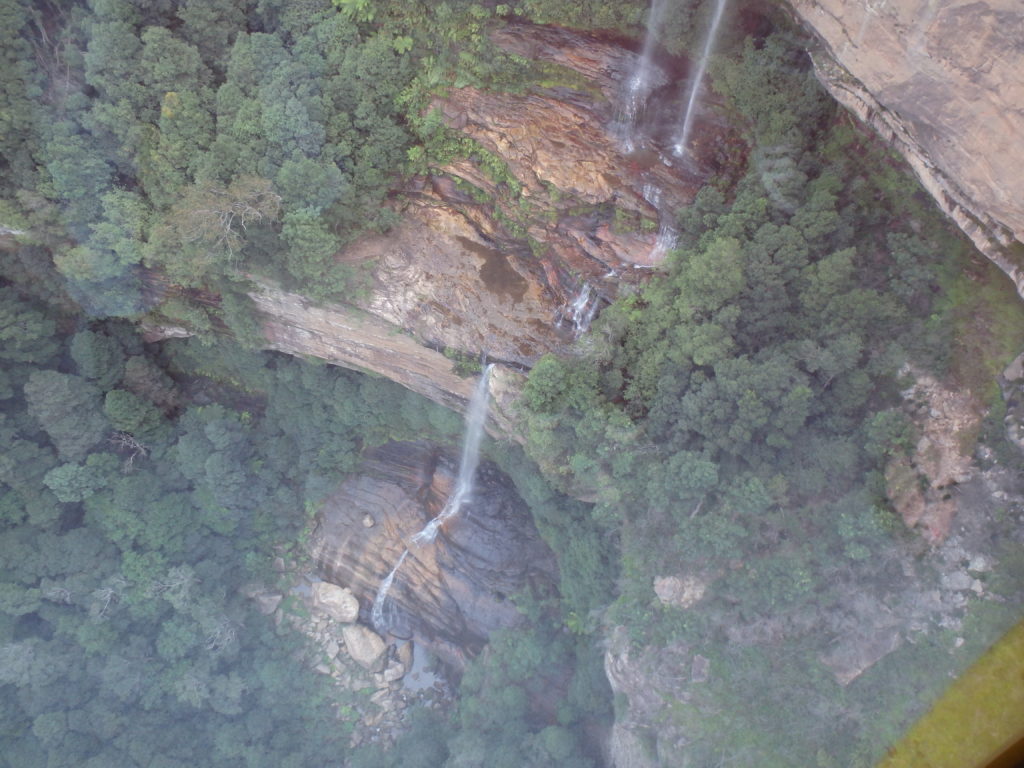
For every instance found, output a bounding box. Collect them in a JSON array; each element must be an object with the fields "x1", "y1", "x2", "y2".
[
  {"x1": 244, "y1": 22, "x2": 719, "y2": 424},
  {"x1": 788, "y1": 0, "x2": 1024, "y2": 297},
  {"x1": 307, "y1": 441, "x2": 558, "y2": 668}
]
